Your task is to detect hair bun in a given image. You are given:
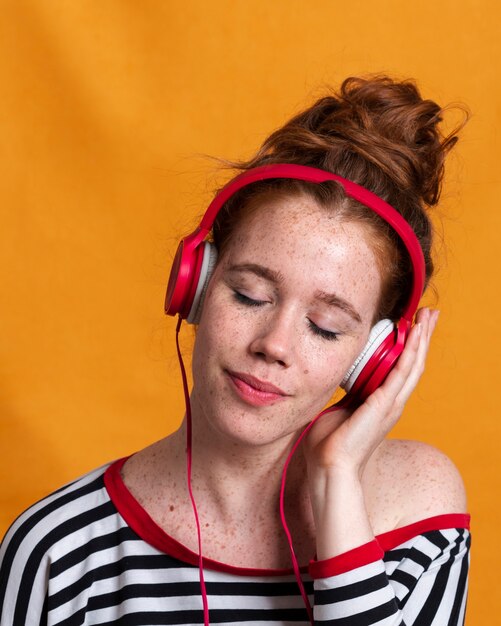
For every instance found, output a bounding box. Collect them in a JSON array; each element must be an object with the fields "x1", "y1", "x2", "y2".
[
  {"x1": 213, "y1": 74, "x2": 468, "y2": 321},
  {"x1": 251, "y1": 75, "x2": 468, "y2": 209},
  {"x1": 326, "y1": 76, "x2": 467, "y2": 206}
]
